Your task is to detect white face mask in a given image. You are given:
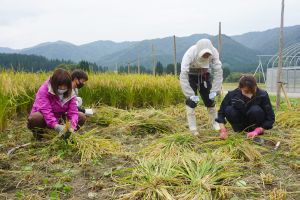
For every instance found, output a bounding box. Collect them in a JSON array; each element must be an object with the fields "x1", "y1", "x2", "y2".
[
  {"x1": 242, "y1": 92, "x2": 253, "y2": 99},
  {"x1": 245, "y1": 94, "x2": 253, "y2": 98},
  {"x1": 194, "y1": 57, "x2": 210, "y2": 69},
  {"x1": 57, "y1": 89, "x2": 67, "y2": 95}
]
